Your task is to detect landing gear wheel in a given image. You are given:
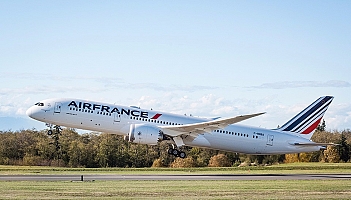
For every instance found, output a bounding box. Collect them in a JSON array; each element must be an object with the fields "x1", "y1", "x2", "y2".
[
  {"x1": 172, "y1": 149, "x2": 180, "y2": 157},
  {"x1": 179, "y1": 151, "x2": 186, "y2": 159},
  {"x1": 168, "y1": 148, "x2": 174, "y2": 155},
  {"x1": 47, "y1": 130, "x2": 53, "y2": 135}
]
